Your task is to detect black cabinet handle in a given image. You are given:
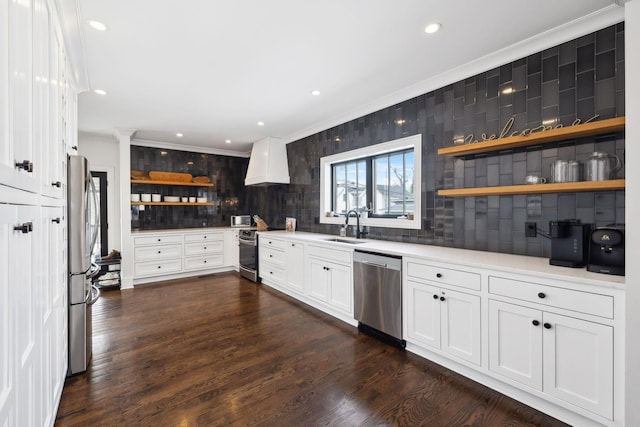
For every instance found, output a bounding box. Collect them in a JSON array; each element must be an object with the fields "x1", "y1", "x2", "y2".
[
  {"x1": 51, "y1": 181, "x2": 62, "y2": 187},
  {"x1": 291, "y1": 243, "x2": 295, "y2": 247},
  {"x1": 543, "y1": 323, "x2": 552, "y2": 329},
  {"x1": 51, "y1": 218, "x2": 61, "y2": 224},
  {"x1": 157, "y1": 238, "x2": 161, "y2": 242},
  {"x1": 532, "y1": 320, "x2": 540, "y2": 326},
  {"x1": 204, "y1": 247, "x2": 207, "y2": 250},
  {"x1": 15, "y1": 160, "x2": 33, "y2": 172},
  {"x1": 538, "y1": 292, "x2": 546, "y2": 299},
  {"x1": 71, "y1": 145, "x2": 78, "y2": 151},
  {"x1": 14, "y1": 222, "x2": 33, "y2": 234},
  {"x1": 269, "y1": 254, "x2": 273, "y2": 258},
  {"x1": 439, "y1": 296, "x2": 446, "y2": 301},
  {"x1": 157, "y1": 265, "x2": 161, "y2": 269},
  {"x1": 433, "y1": 294, "x2": 439, "y2": 299},
  {"x1": 436, "y1": 273, "x2": 442, "y2": 278},
  {"x1": 204, "y1": 260, "x2": 207, "y2": 263}
]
